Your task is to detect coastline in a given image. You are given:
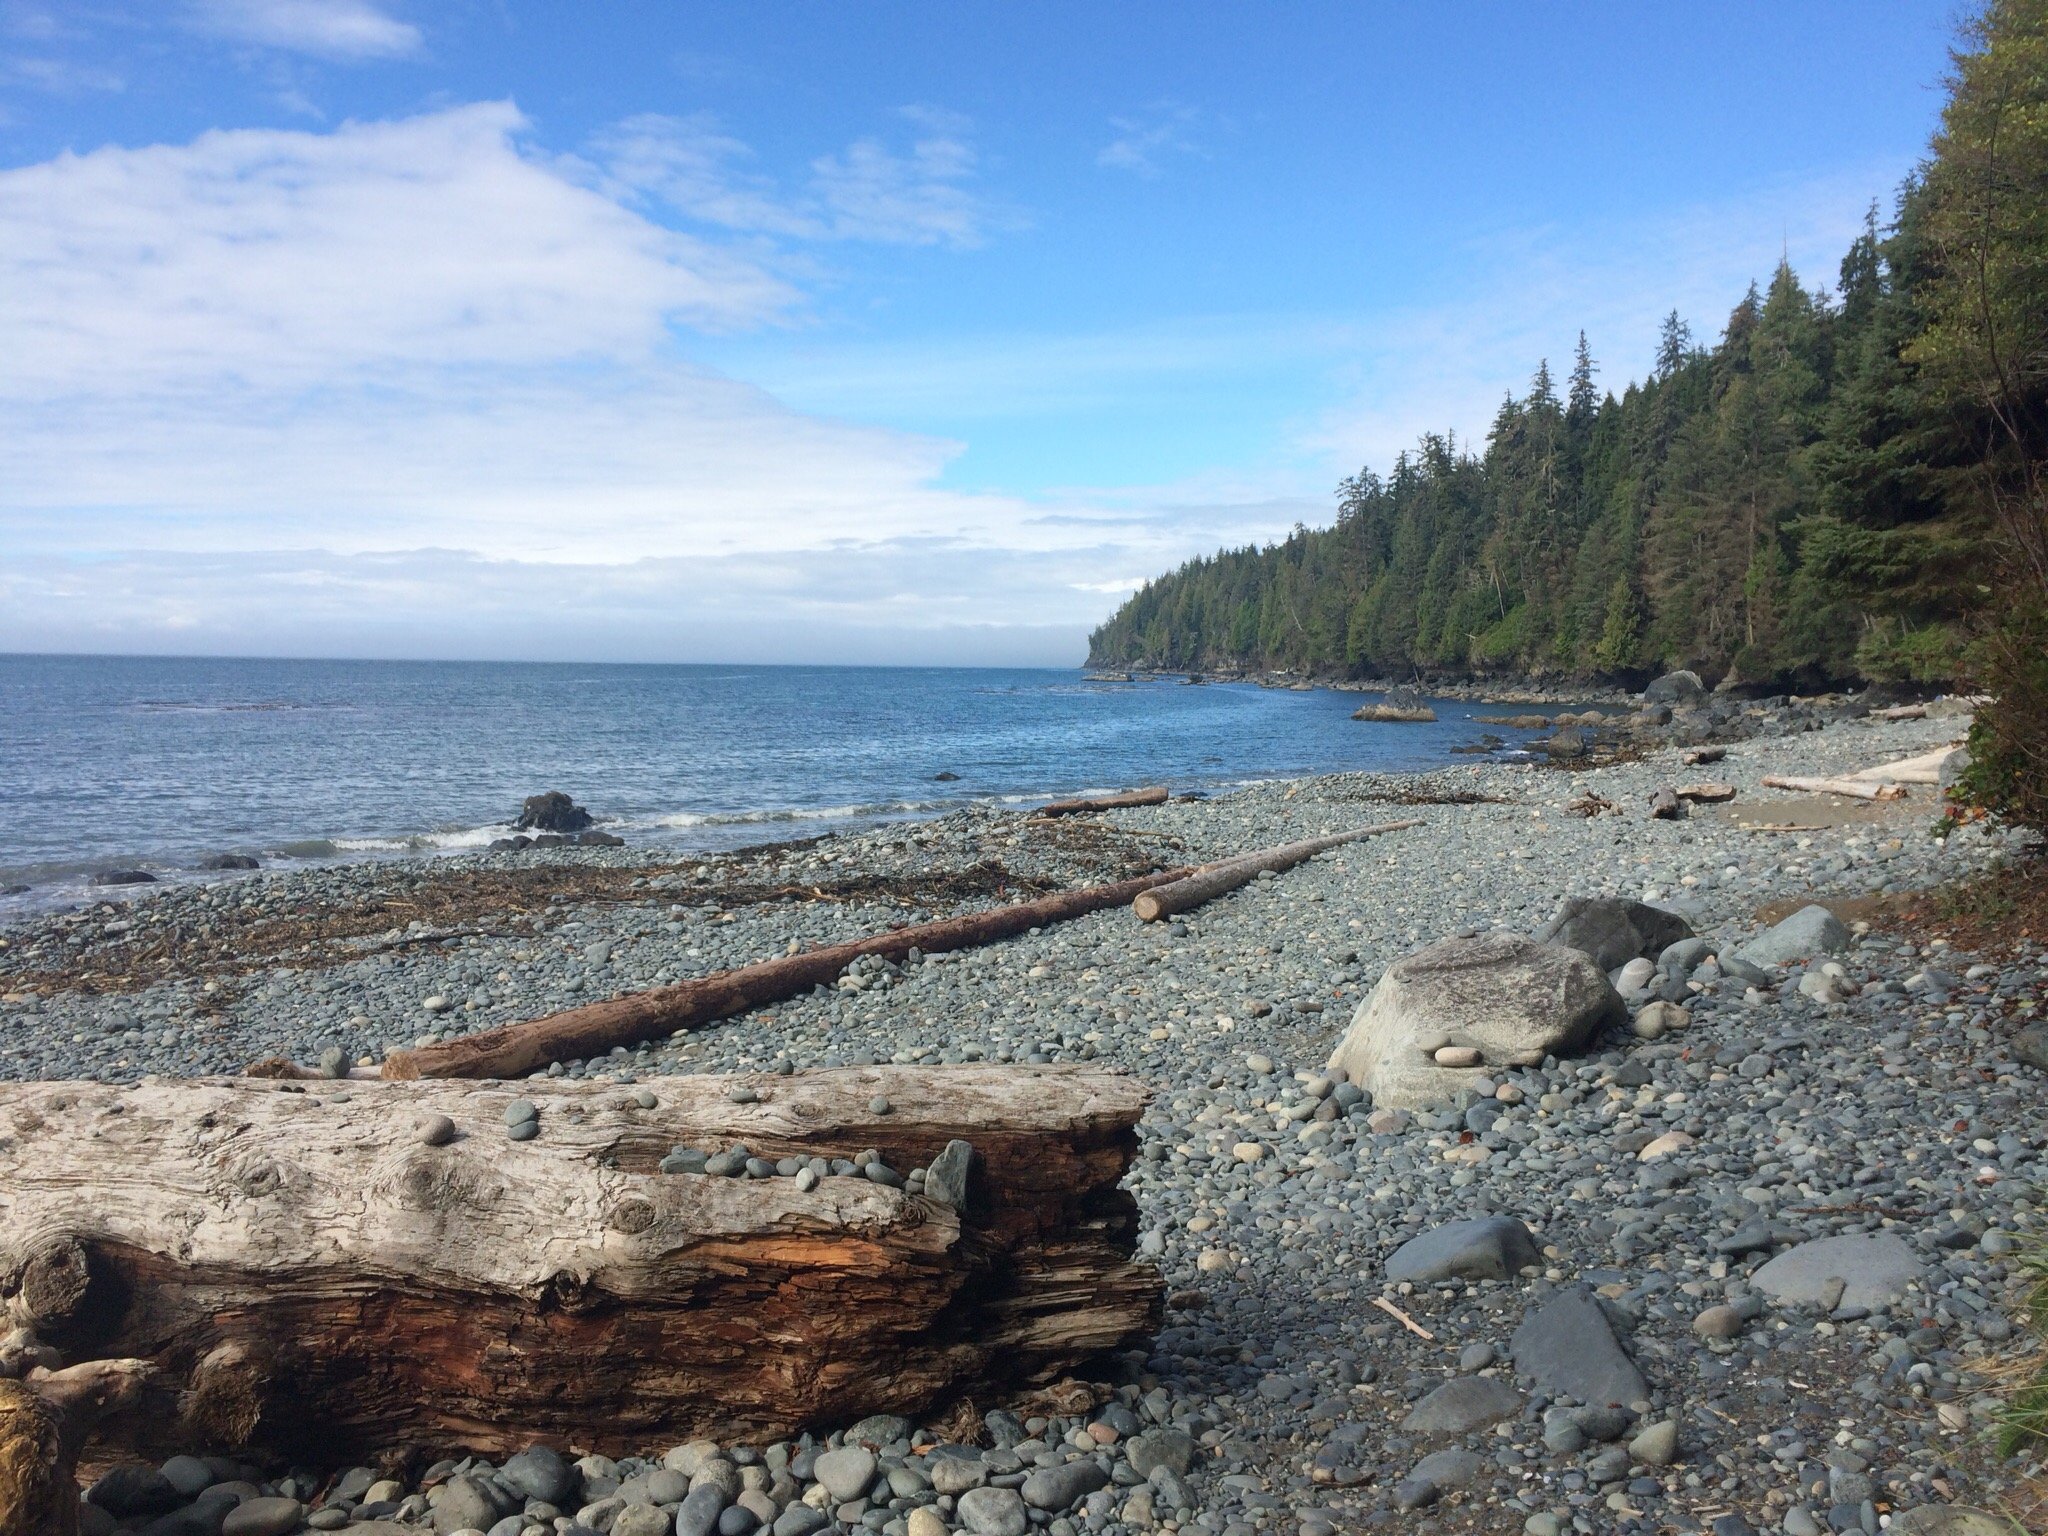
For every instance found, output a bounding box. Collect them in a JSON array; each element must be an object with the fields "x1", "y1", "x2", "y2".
[{"x1": 5, "y1": 707, "x2": 2045, "y2": 1533}]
